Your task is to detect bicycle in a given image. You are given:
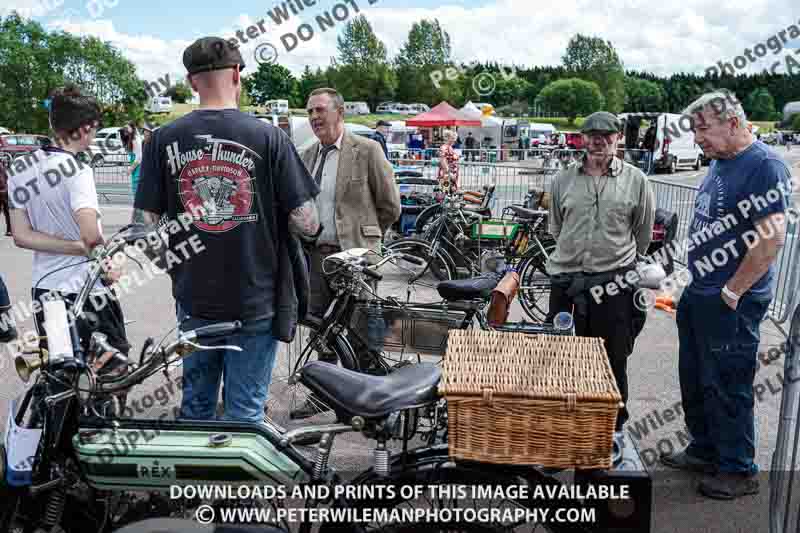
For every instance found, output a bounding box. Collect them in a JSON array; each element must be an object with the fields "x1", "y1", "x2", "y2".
[
  {"x1": 265, "y1": 247, "x2": 567, "y2": 438},
  {"x1": 1, "y1": 226, "x2": 644, "y2": 533},
  {"x1": 386, "y1": 189, "x2": 557, "y2": 322}
]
